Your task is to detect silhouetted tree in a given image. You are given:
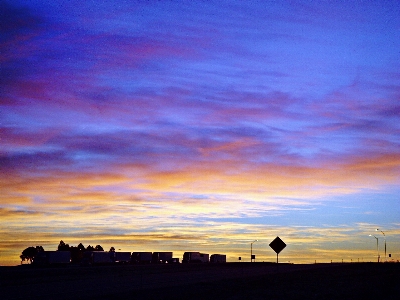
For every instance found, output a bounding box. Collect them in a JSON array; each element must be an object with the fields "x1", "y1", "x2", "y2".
[
  {"x1": 94, "y1": 245, "x2": 104, "y2": 251},
  {"x1": 86, "y1": 245, "x2": 94, "y2": 251},
  {"x1": 58, "y1": 240, "x2": 70, "y2": 251},
  {"x1": 20, "y1": 246, "x2": 44, "y2": 264},
  {"x1": 77, "y1": 243, "x2": 85, "y2": 251},
  {"x1": 109, "y1": 247, "x2": 115, "y2": 252}
]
